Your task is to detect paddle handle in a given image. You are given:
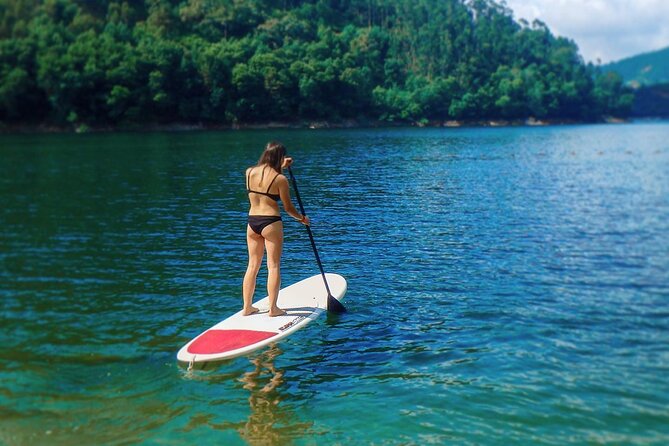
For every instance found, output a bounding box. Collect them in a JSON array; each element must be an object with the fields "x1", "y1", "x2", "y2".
[{"x1": 287, "y1": 167, "x2": 333, "y2": 298}]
